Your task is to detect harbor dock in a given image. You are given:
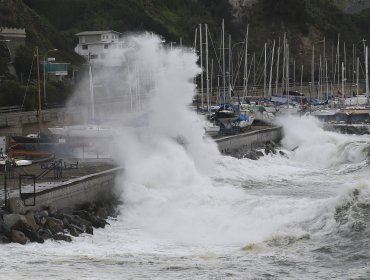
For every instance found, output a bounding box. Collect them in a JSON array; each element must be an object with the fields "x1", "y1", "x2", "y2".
[{"x1": 1, "y1": 124, "x2": 282, "y2": 214}]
